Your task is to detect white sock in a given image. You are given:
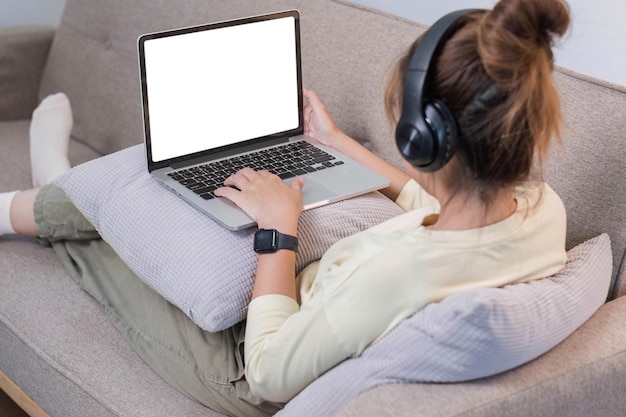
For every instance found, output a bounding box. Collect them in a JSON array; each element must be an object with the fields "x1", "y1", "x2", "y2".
[
  {"x1": 30, "y1": 92, "x2": 73, "y2": 188},
  {"x1": 0, "y1": 191, "x2": 18, "y2": 235}
]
